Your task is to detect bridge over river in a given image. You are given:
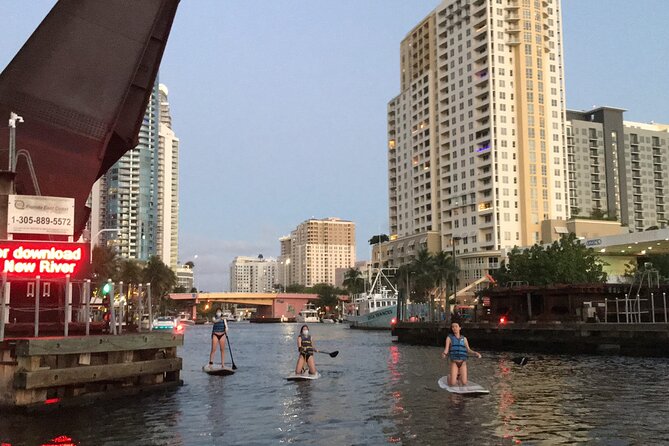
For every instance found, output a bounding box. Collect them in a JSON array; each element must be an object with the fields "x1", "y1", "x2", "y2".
[{"x1": 168, "y1": 292, "x2": 318, "y2": 320}]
